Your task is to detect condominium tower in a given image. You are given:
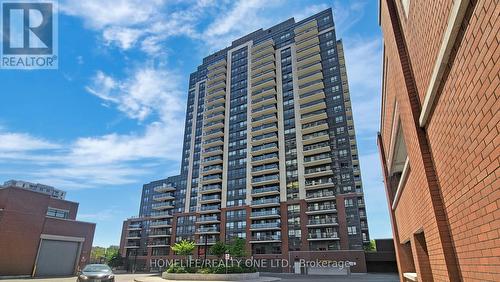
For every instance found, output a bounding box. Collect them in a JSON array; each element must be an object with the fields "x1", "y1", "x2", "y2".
[{"x1": 121, "y1": 8, "x2": 370, "y2": 273}]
